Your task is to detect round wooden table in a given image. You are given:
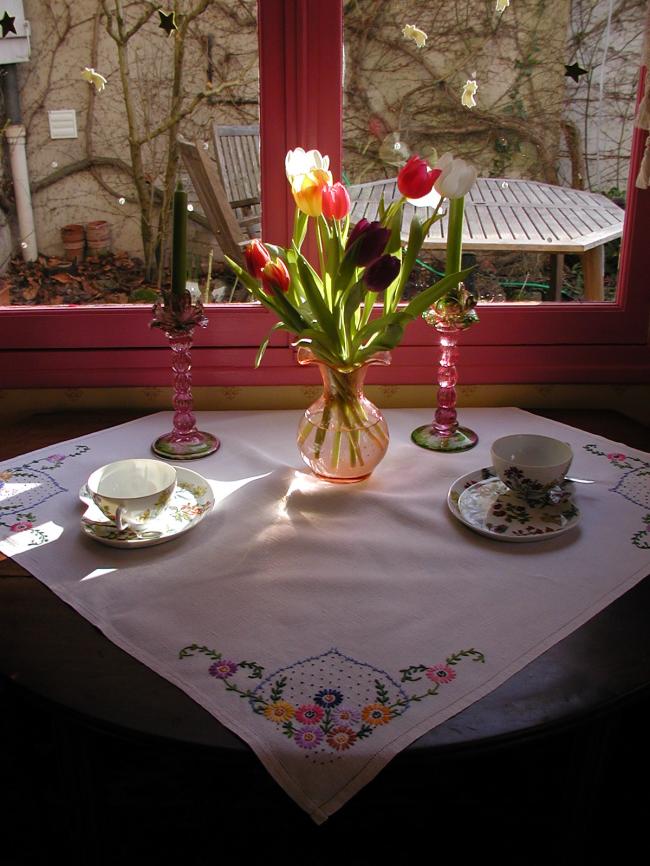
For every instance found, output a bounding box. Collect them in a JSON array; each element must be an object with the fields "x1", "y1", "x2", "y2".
[{"x1": 2, "y1": 409, "x2": 649, "y2": 865}]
